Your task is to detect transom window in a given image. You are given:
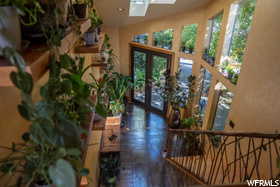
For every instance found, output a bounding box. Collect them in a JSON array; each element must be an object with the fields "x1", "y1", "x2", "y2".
[
  {"x1": 153, "y1": 29, "x2": 174, "y2": 50},
  {"x1": 133, "y1": 33, "x2": 148, "y2": 45},
  {"x1": 180, "y1": 24, "x2": 198, "y2": 54},
  {"x1": 219, "y1": 0, "x2": 257, "y2": 84}
]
